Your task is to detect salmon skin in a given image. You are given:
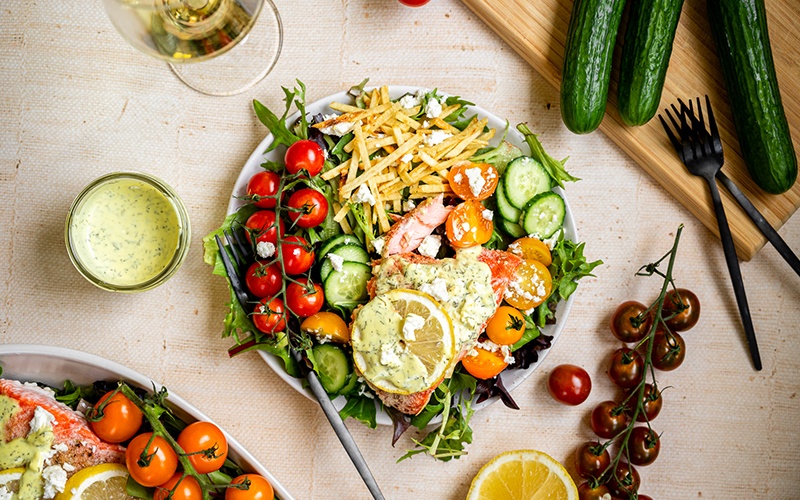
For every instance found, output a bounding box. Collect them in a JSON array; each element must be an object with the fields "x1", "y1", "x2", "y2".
[
  {"x1": 0, "y1": 379, "x2": 126, "y2": 473},
  {"x1": 382, "y1": 194, "x2": 453, "y2": 257}
]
